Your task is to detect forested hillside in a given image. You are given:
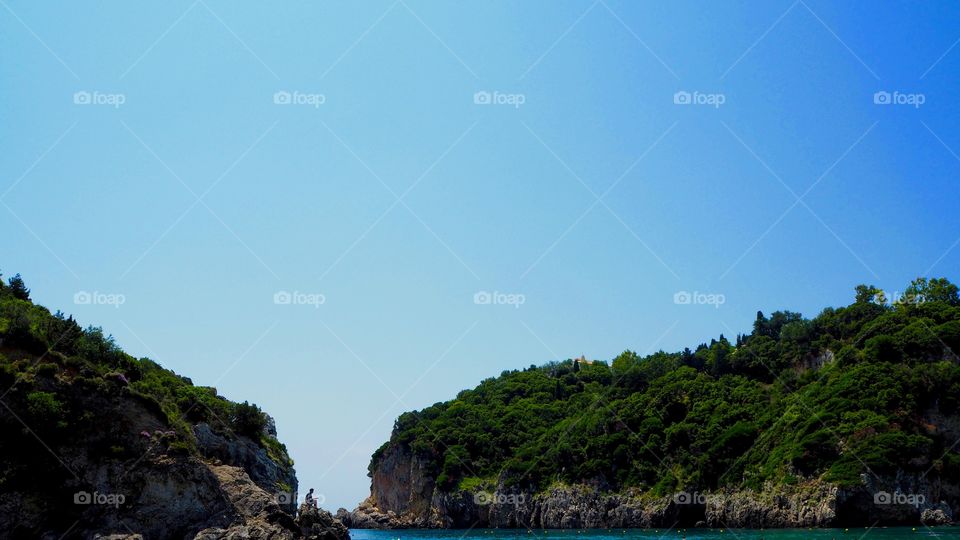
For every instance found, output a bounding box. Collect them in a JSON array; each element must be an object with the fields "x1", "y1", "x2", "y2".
[{"x1": 374, "y1": 278, "x2": 960, "y2": 498}]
